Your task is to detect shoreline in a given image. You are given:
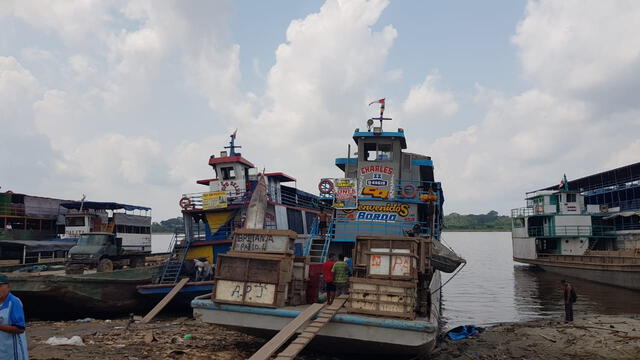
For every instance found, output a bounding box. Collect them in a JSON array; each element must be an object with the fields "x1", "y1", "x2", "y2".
[
  {"x1": 435, "y1": 314, "x2": 640, "y2": 359},
  {"x1": 25, "y1": 314, "x2": 640, "y2": 359}
]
